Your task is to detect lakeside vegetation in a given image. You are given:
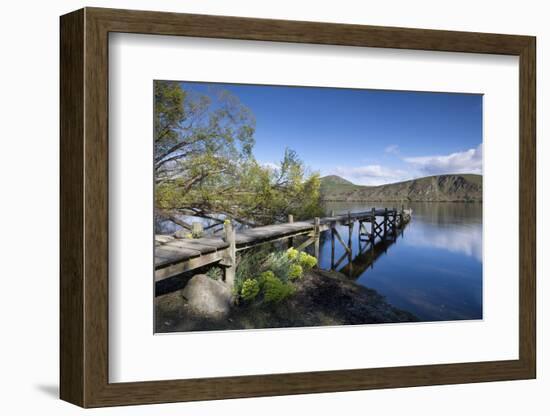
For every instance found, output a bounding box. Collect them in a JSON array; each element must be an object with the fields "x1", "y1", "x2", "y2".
[
  {"x1": 154, "y1": 81, "x2": 323, "y2": 234},
  {"x1": 234, "y1": 247, "x2": 317, "y2": 304}
]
